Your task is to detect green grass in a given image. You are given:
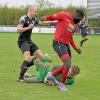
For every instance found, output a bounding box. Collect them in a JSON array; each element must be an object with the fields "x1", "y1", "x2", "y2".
[{"x1": 0, "y1": 32, "x2": 100, "y2": 100}]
